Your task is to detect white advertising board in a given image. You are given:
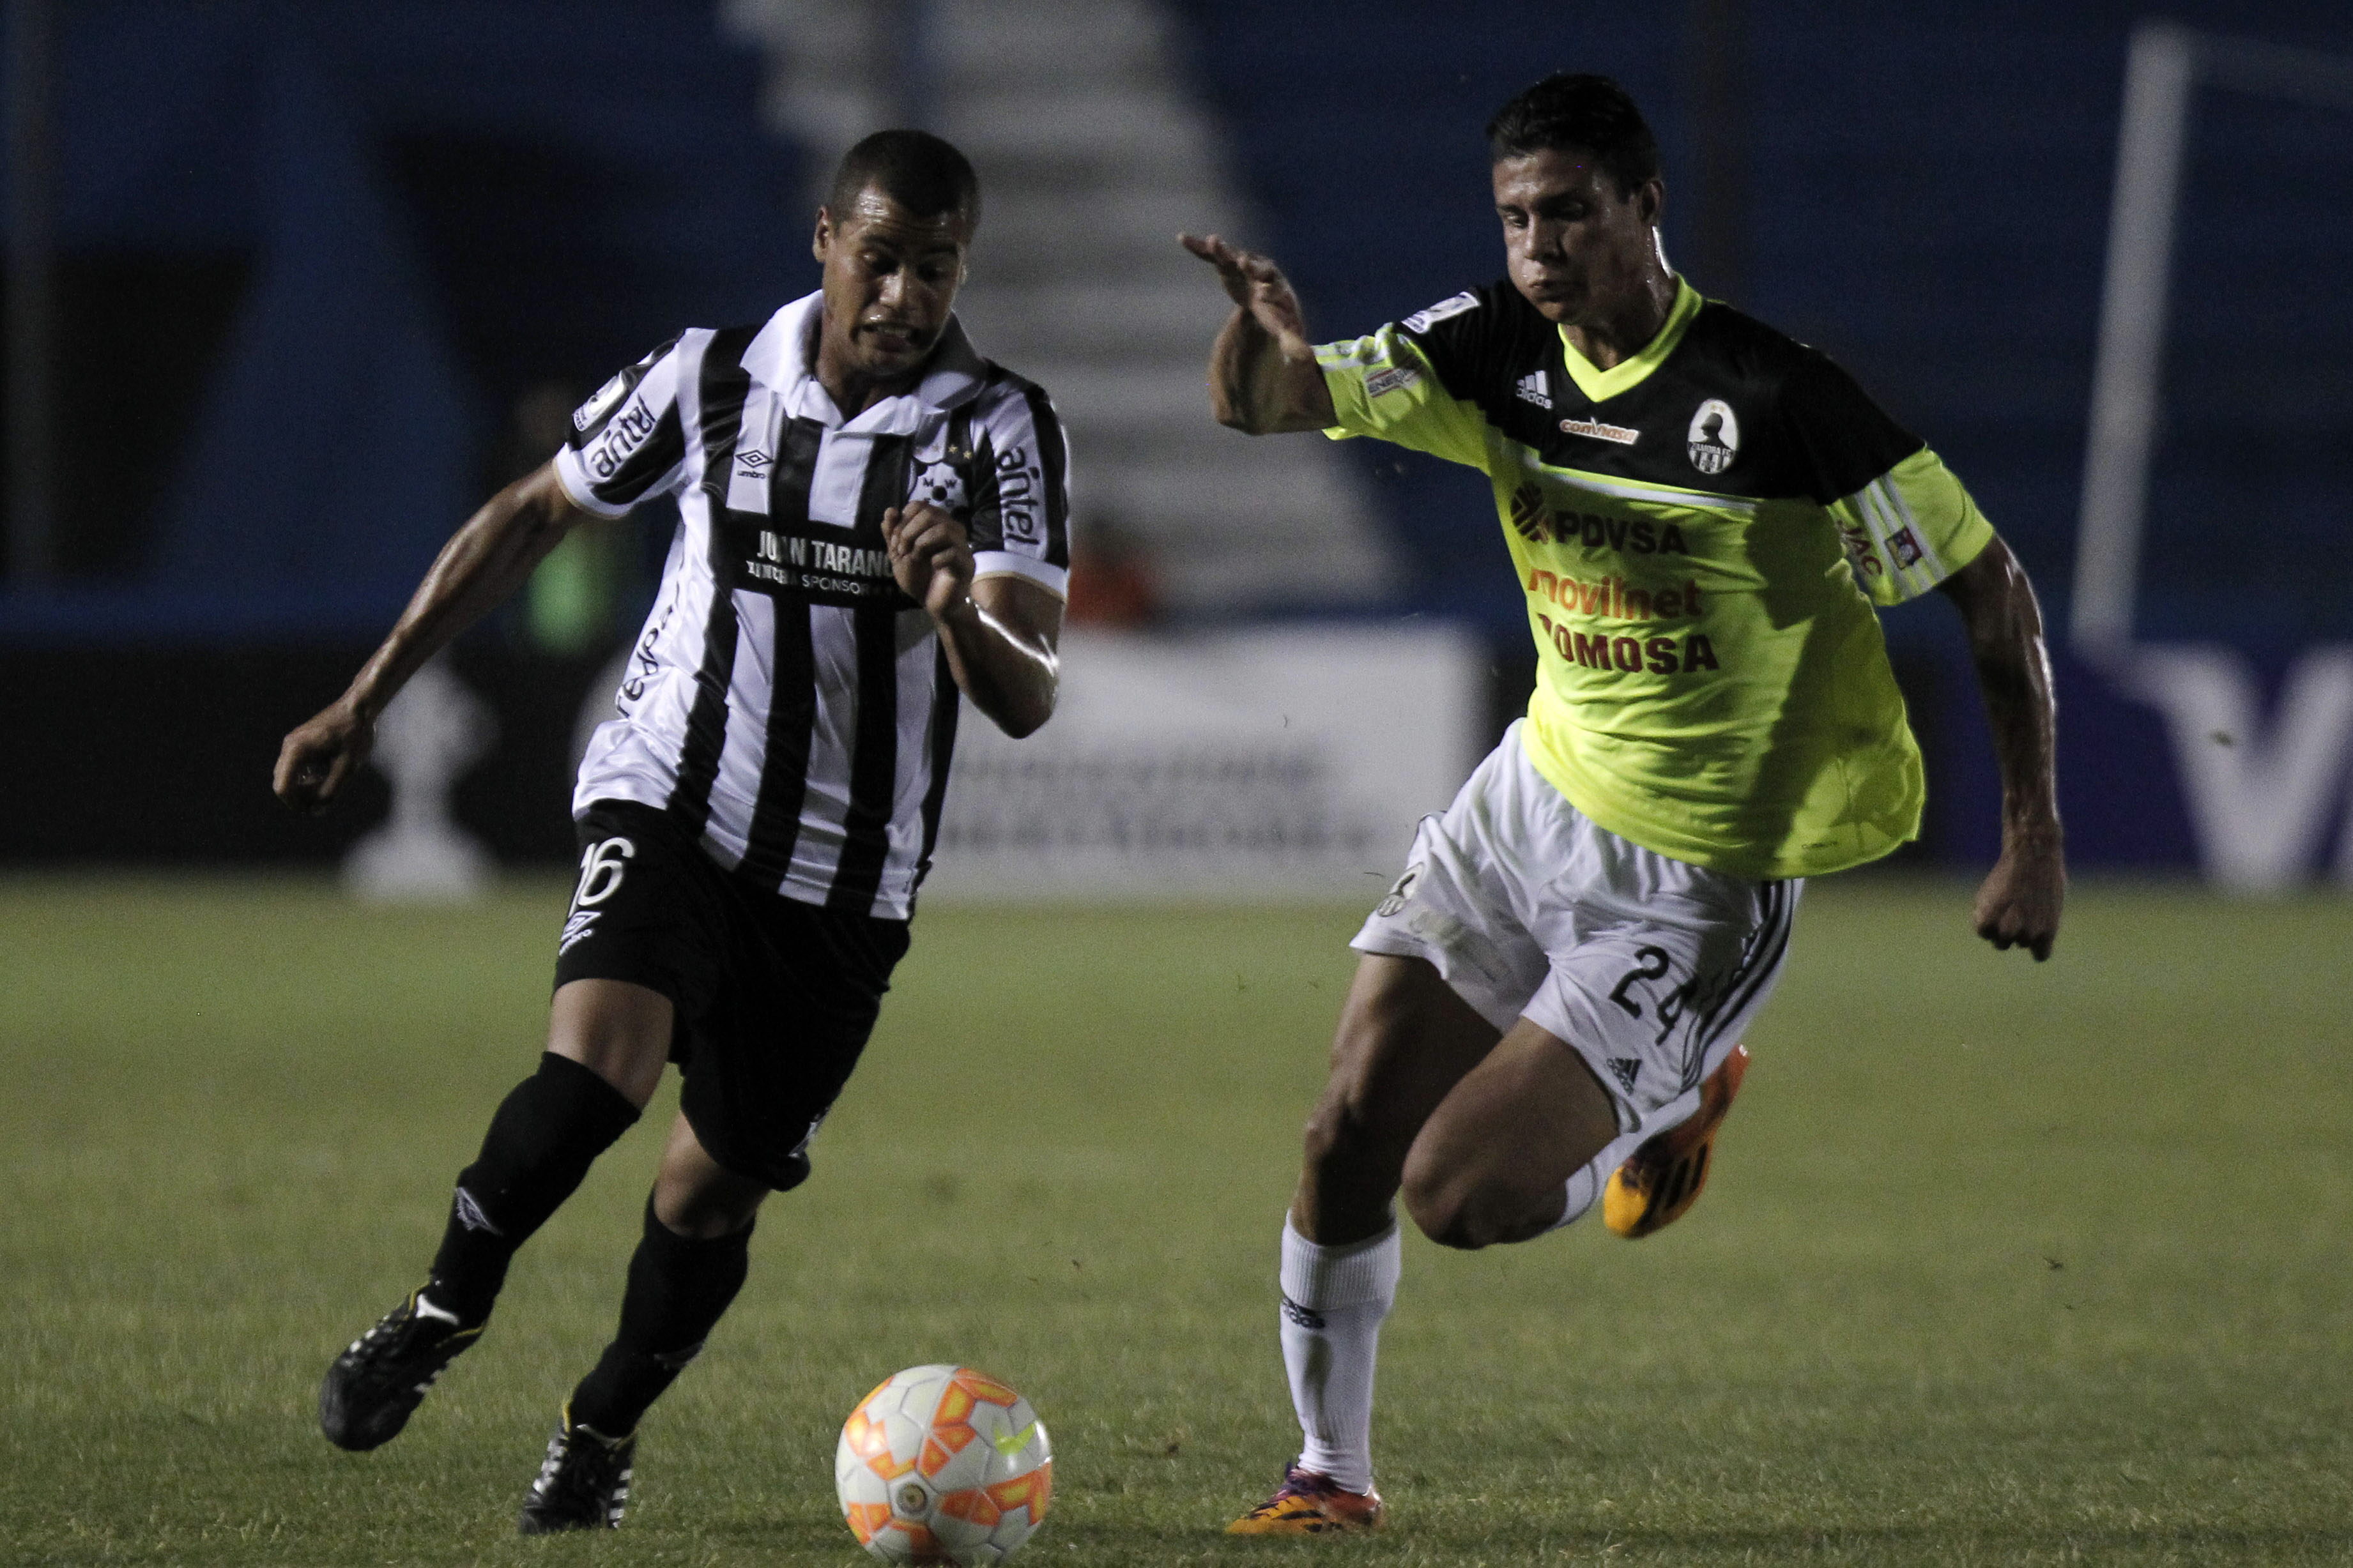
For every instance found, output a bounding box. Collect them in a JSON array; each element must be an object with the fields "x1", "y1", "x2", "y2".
[{"x1": 922, "y1": 624, "x2": 1487, "y2": 901}]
